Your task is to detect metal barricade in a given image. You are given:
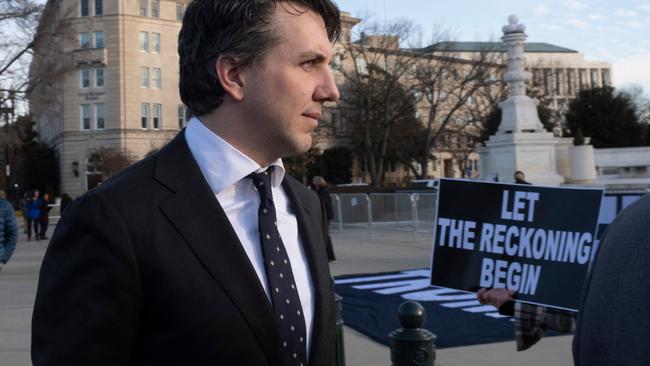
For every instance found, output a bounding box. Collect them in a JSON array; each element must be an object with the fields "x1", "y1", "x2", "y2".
[{"x1": 369, "y1": 193, "x2": 416, "y2": 233}]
